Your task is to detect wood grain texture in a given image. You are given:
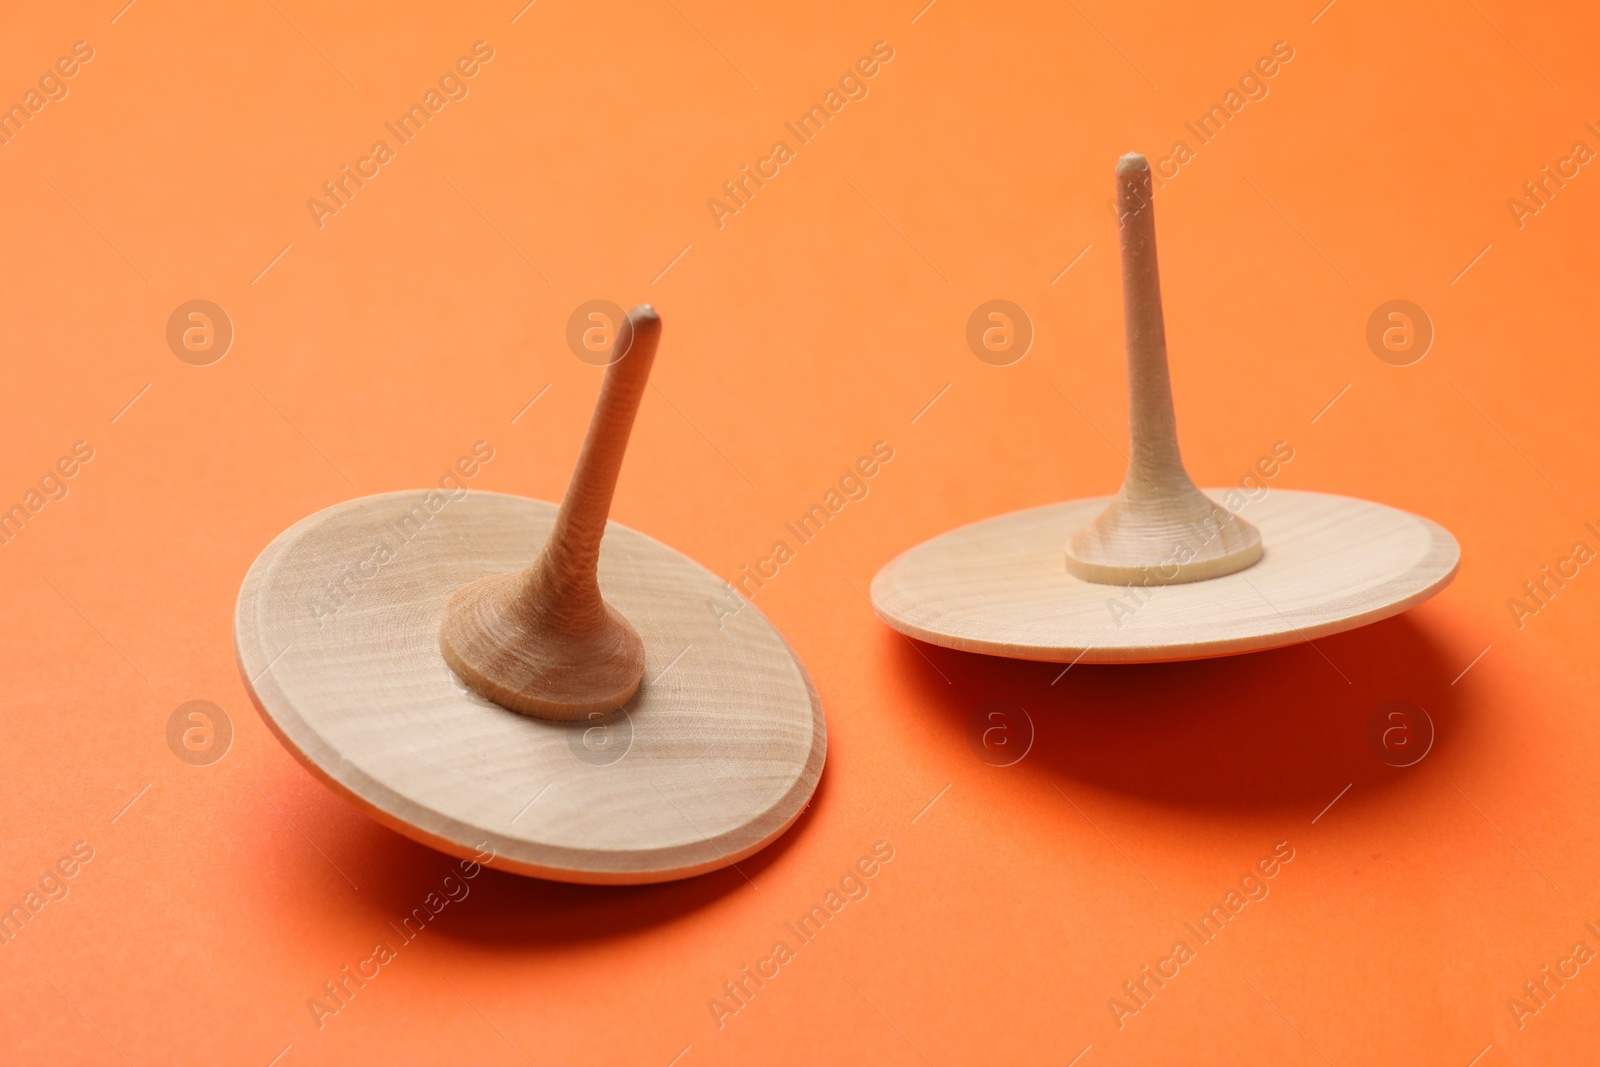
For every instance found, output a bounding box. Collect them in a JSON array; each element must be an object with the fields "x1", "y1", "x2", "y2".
[
  {"x1": 1065, "y1": 153, "x2": 1262, "y2": 584},
  {"x1": 872, "y1": 490, "x2": 1459, "y2": 663},
  {"x1": 439, "y1": 306, "x2": 658, "y2": 720},
  {"x1": 236, "y1": 490, "x2": 826, "y2": 884}
]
